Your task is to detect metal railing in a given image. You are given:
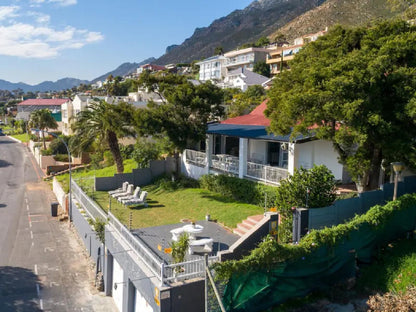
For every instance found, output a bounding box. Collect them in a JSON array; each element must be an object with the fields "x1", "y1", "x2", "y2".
[
  {"x1": 71, "y1": 180, "x2": 107, "y2": 221},
  {"x1": 246, "y1": 161, "x2": 289, "y2": 185},
  {"x1": 163, "y1": 256, "x2": 219, "y2": 282},
  {"x1": 108, "y1": 211, "x2": 163, "y2": 280},
  {"x1": 211, "y1": 154, "x2": 239, "y2": 175},
  {"x1": 185, "y1": 149, "x2": 206, "y2": 167}
]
